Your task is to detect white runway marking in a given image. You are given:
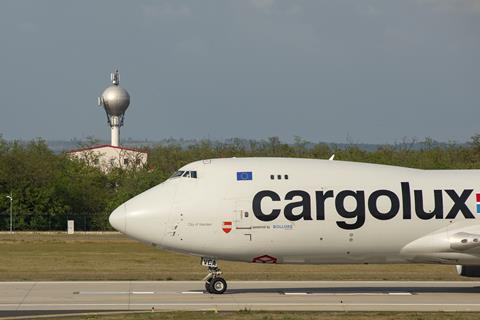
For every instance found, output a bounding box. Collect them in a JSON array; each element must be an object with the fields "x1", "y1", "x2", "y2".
[
  {"x1": 131, "y1": 292, "x2": 155, "y2": 295},
  {"x1": 283, "y1": 292, "x2": 309, "y2": 295},
  {"x1": 75, "y1": 291, "x2": 127, "y2": 295},
  {"x1": 76, "y1": 291, "x2": 155, "y2": 295},
  {"x1": 181, "y1": 291, "x2": 205, "y2": 294}
]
